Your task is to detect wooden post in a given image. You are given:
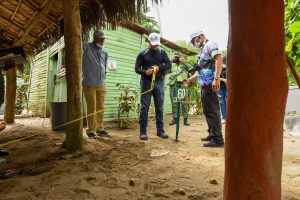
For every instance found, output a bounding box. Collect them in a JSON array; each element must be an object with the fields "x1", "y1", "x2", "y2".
[
  {"x1": 4, "y1": 67, "x2": 17, "y2": 123},
  {"x1": 62, "y1": 0, "x2": 83, "y2": 152},
  {"x1": 224, "y1": 0, "x2": 288, "y2": 199}
]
